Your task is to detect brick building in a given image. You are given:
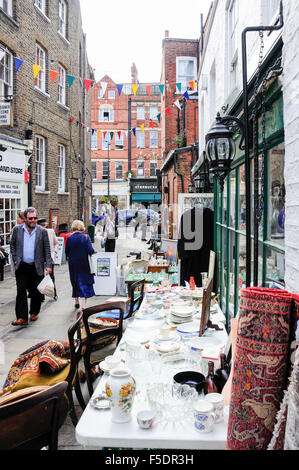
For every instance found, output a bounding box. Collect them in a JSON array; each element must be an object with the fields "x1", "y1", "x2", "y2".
[
  {"x1": 160, "y1": 31, "x2": 199, "y2": 238},
  {"x1": 91, "y1": 64, "x2": 162, "y2": 212},
  {"x1": 0, "y1": 0, "x2": 92, "y2": 247}
]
